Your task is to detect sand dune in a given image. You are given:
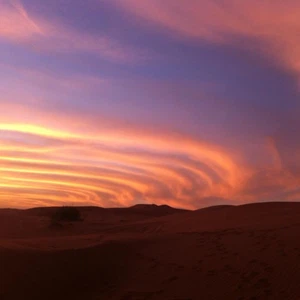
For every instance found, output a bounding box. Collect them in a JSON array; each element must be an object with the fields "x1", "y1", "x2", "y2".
[{"x1": 1, "y1": 202, "x2": 300, "y2": 299}]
